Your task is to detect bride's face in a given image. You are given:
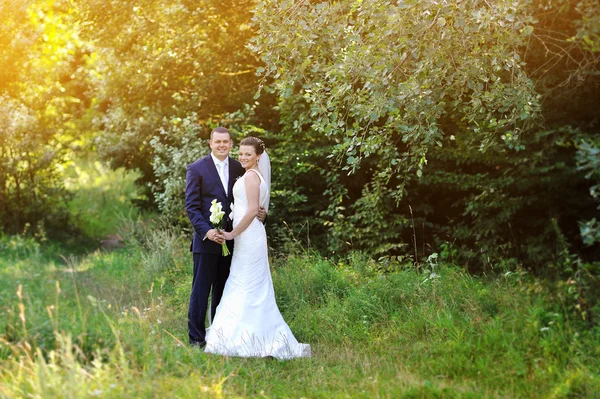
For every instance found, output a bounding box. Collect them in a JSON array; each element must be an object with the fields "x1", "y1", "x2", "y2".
[{"x1": 238, "y1": 145, "x2": 260, "y2": 170}]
